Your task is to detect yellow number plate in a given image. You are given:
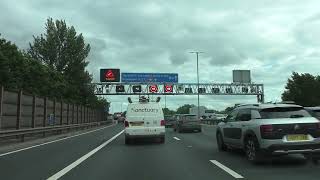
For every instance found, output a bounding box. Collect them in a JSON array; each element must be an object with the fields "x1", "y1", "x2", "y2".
[{"x1": 287, "y1": 134, "x2": 308, "y2": 141}]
